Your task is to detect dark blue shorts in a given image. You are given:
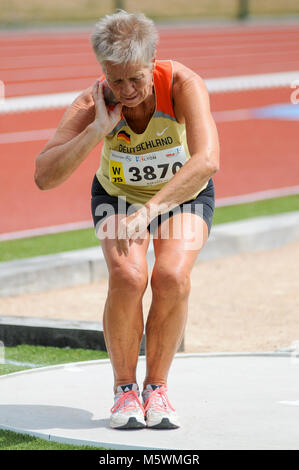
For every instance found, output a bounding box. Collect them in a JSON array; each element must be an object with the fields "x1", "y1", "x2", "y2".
[{"x1": 91, "y1": 175, "x2": 215, "y2": 236}]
